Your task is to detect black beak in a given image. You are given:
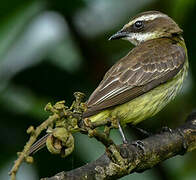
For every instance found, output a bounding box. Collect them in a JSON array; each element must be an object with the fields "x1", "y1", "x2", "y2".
[{"x1": 108, "y1": 30, "x2": 128, "y2": 40}]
